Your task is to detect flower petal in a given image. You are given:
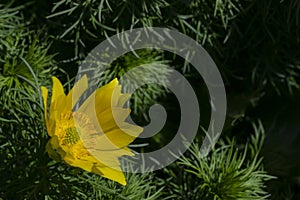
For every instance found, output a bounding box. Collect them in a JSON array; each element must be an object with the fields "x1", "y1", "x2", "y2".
[
  {"x1": 77, "y1": 78, "x2": 123, "y2": 122},
  {"x1": 87, "y1": 146, "x2": 134, "y2": 172},
  {"x1": 117, "y1": 93, "x2": 131, "y2": 107},
  {"x1": 64, "y1": 155, "x2": 94, "y2": 172},
  {"x1": 50, "y1": 77, "x2": 66, "y2": 113},
  {"x1": 41, "y1": 86, "x2": 48, "y2": 123},
  {"x1": 94, "y1": 78, "x2": 119, "y2": 113},
  {"x1": 92, "y1": 164, "x2": 127, "y2": 185},
  {"x1": 63, "y1": 154, "x2": 127, "y2": 185},
  {"x1": 104, "y1": 124, "x2": 143, "y2": 148},
  {"x1": 96, "y1": 107, "x2": 131, "y2": 133},
  {"x1": 64, "y1": 75, "x2": 88, "y2": 112}
]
